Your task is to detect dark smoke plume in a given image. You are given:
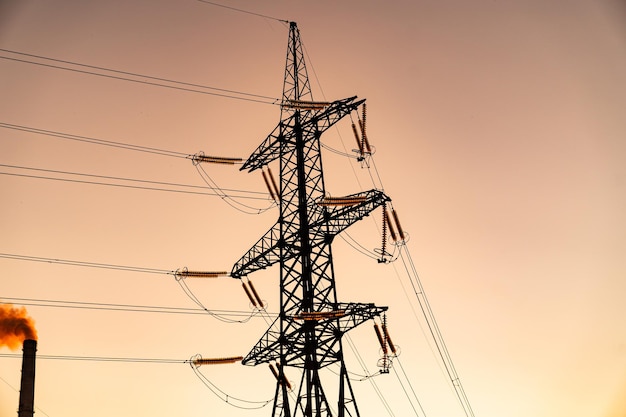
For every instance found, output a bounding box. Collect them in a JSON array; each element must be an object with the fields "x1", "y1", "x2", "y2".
[{"x1": 0, "y1": 304, "x2": 37, "y2": 350}]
